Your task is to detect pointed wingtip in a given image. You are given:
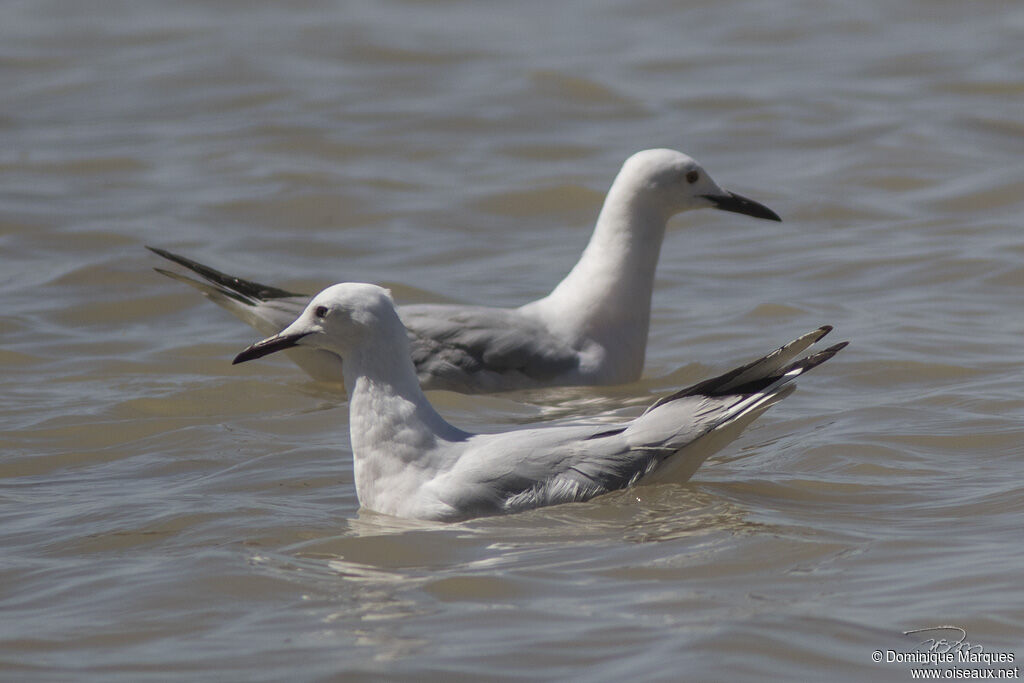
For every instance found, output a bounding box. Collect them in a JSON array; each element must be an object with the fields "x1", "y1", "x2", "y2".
[
  {"x1": 791, "y1": 340, "x2": 849, "y2": 375},
  {"x1": 823, "y1": 340, "x2": 849, "y2": 355},
  {"x1": 145, "y1": 245, "x2": 200, "y2": 271},
  {"x1": 145, "y1": 245, "x2": 305, "y2": 301}
]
